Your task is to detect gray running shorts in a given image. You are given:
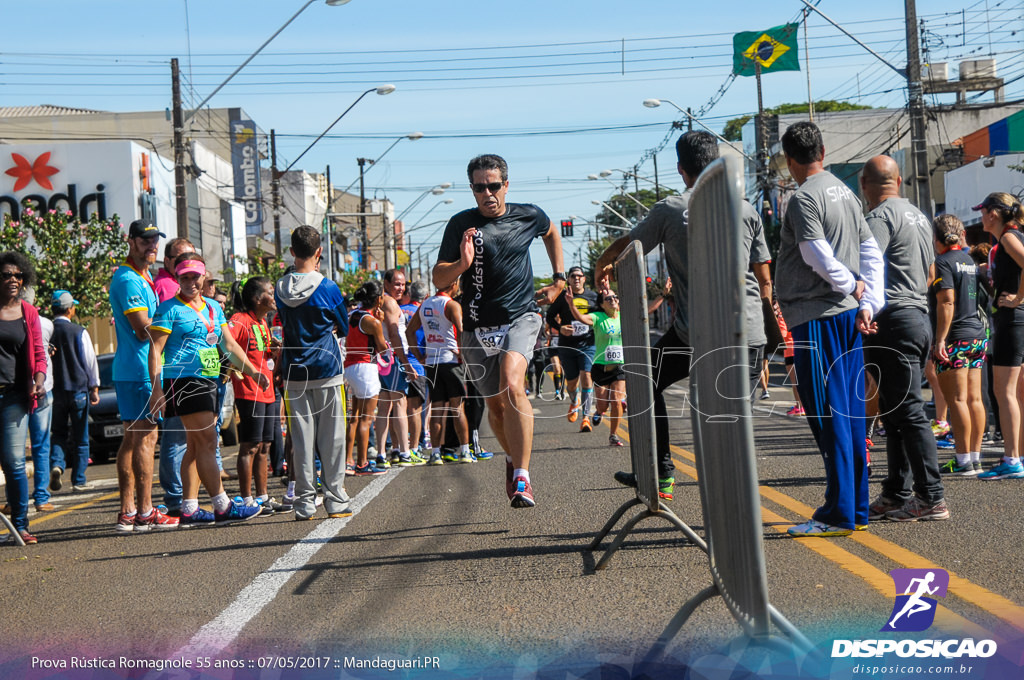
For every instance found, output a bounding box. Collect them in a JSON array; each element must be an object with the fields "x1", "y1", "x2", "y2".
[{"x1": 461, "y1": 312, "x2": 542, "y2": 399}]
